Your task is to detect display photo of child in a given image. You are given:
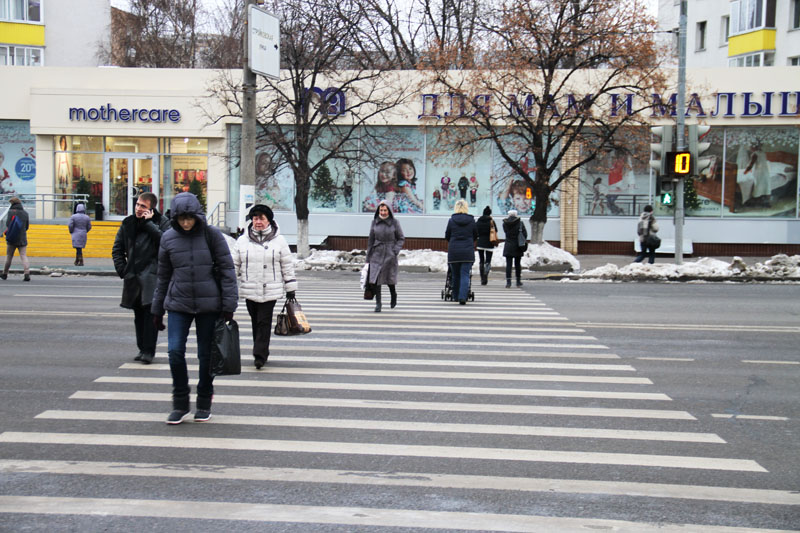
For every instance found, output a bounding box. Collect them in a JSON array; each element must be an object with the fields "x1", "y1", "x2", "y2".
[
  {"x1": 395, "y1": 158, "x2": 423, "y2": 213},
  {"x1": 362, "y1": 161, "x2": 398, "y2": 212},
  {"x1": 497, "y1": 178, "x2": 533, "y2": 216}
]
